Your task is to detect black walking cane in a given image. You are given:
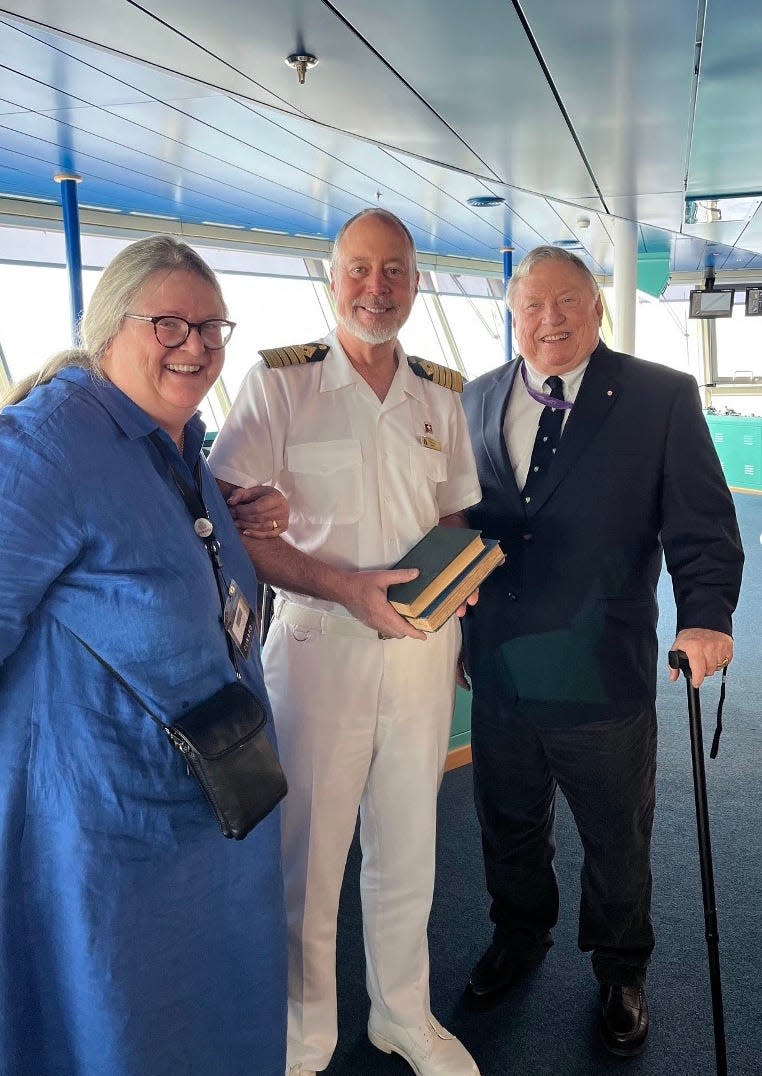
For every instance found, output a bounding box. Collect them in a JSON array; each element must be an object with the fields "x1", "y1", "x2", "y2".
[{"x1": 667, "y1": 649, "x2": 728, "y2": 1076}]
